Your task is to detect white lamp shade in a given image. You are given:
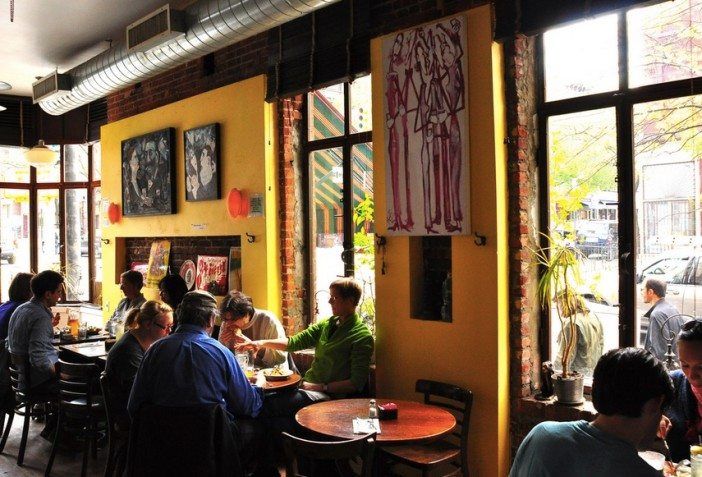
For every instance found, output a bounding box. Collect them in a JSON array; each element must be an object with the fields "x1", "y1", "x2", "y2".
[{"x1": 25, "y1": 140, "x2": 58, "y2": 167}]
